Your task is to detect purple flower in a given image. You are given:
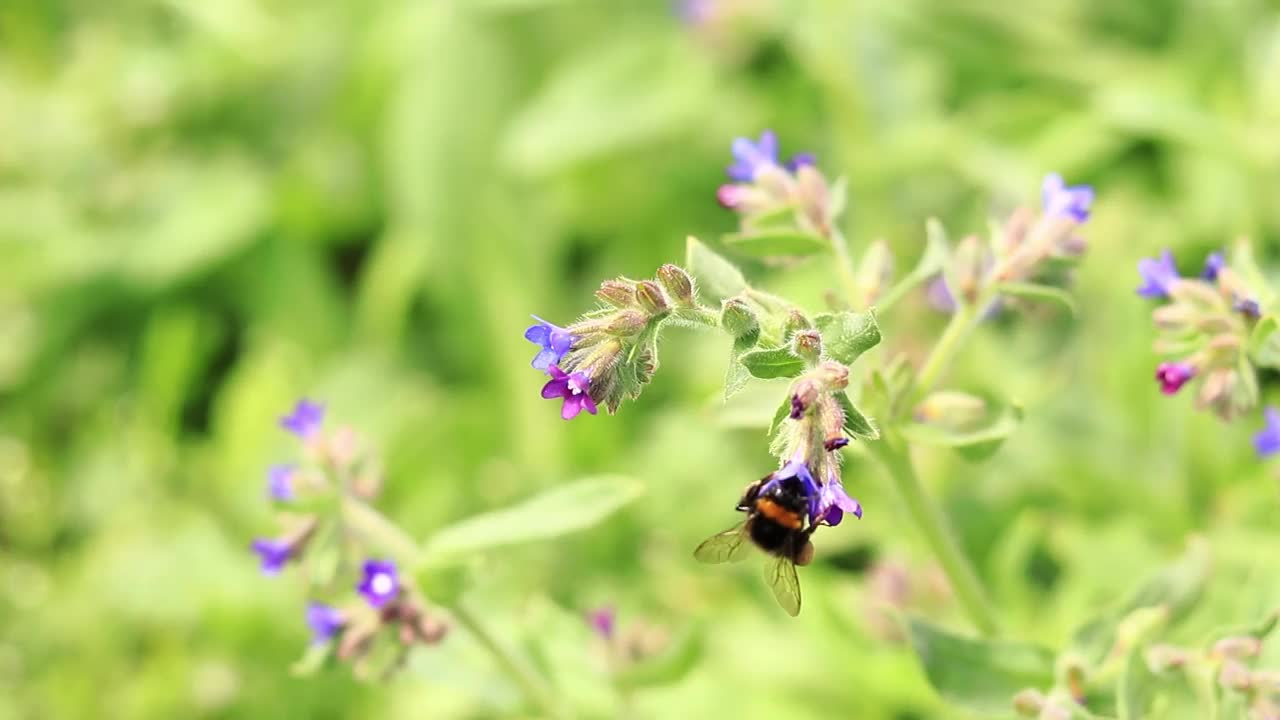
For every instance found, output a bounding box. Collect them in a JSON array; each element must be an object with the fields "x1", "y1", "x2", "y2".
[
  {"x1": 761, "y1": 460, "x2": 819, "y2": 499},
  {"x1": 1155, "y1": 362, "x2": 1195, "y2": 395},
  {"x1": 824, "y1": 437, "x2": 849, "y2": 452},
  {"x1": 266, "y1": 464, "x2": 296, "y2": 501},
  {"x1": 305, "y1": 602, "x2": 345, "y2": 644},
  {"x1": 811, "y1": 477, "x2": 863, "y2": 527},
  {"x1": 926, "y1": 275, "x2": 958, "y2": 313},
  {"x1": 785, "y1": 152, "x2": 816, "y2": 173},
  {"x1": 1136, "y1": 250, "x2": 1180, "y2": 299},
  {"x1": 789, "y1": 394, "x2": 806, "y2": 420},
  {"x1": 280, "y1": 400, "x2": 325, "y2": 439},
  {"x1": 587, "y1": 606, "x2": 616, "y2": 640},
  {"x1": 1202, "y1": 252, "x2": 1225, "y2": 281},
  {"x1": 251, "y1": 538, "x2": 292, "y2": 575},
  {"x1": 675, "y1": 0, "x2": 714, "y2": 25},
  {"x1": 357, "y1": 559, "x2": 400, "y2": 608},
  {"x1": 524, "y1": 316, "x2": 575, "y2": 373},
  {"x1": 541, "y1": 365, "x2": 598, "y2": 420},
  {"x1": 1255, "y1": 407, "x2": 1280, "y2": 457},
  {"x1": 1234, "y1": 298, "x2": 1262, "y2": 318},
  {"x1": 1041, "y1": 173, "x2": 1094, "y2": 223},
  {"x1": 726, "y1": 130, "x2": 779, "y2": 182}
]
